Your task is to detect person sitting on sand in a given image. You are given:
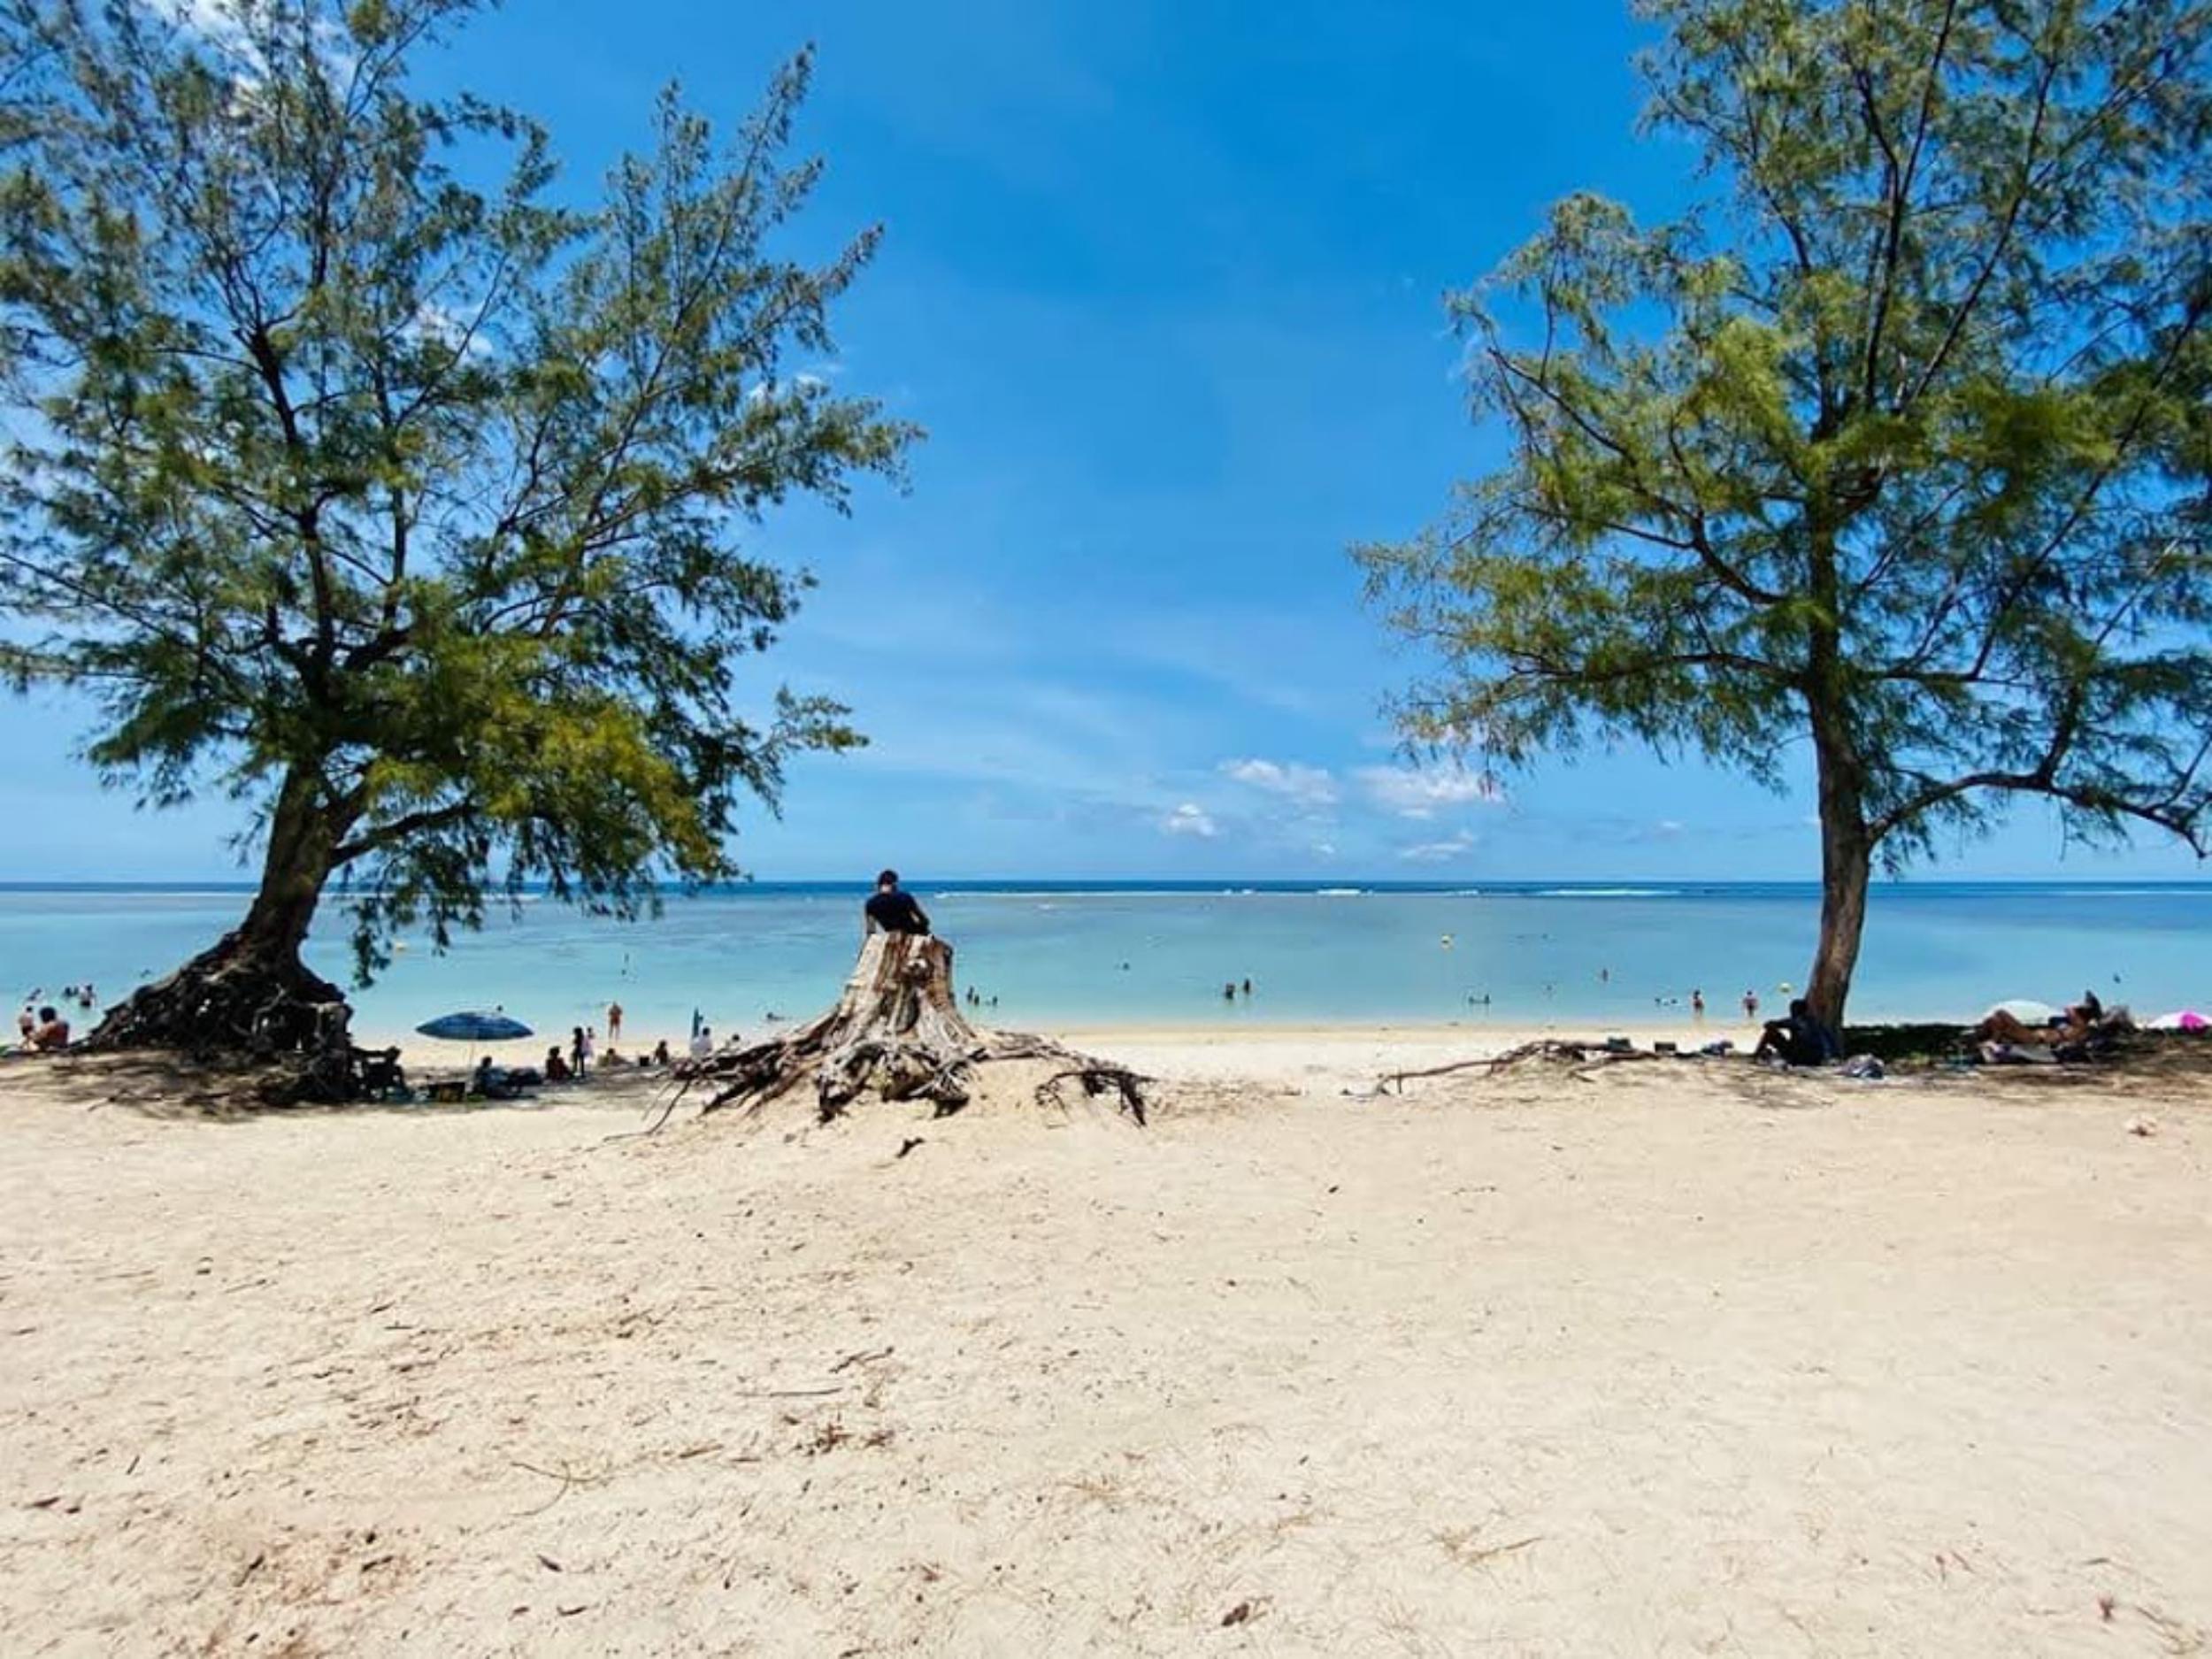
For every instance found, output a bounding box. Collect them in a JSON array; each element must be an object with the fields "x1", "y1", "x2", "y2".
[
  {"x1": 1755, "y1": 999, "x2": 1837, "y2": 1066},
  {"x1": 27, "y1": 1006, "x2": 70, "y2": 1050},
  {"x1": 650, "y1": 1039, "x2": 670, "y2": 1068},
  {"x1": 863, "y1": 869, "x2": 931, "y2": 939},
  {"x1": 544, "y1": 1046, "x2": 572, "y2": 1082},
  {"x1": 356, "y1": 1046, "x2": 405, "y2": 1095}
]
